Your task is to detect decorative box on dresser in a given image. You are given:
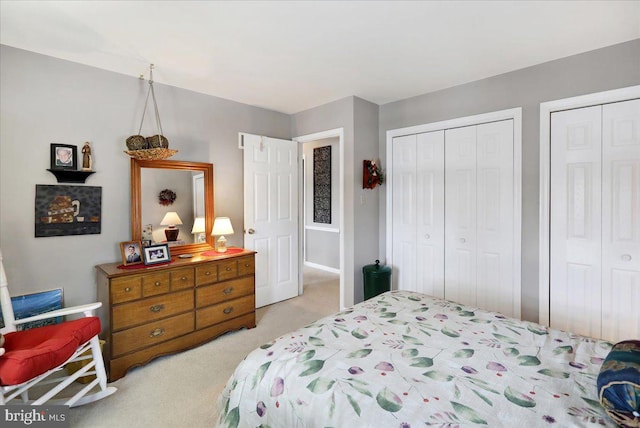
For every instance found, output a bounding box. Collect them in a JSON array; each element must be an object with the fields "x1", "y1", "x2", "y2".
[{"x1": 96, "y1": 249, "x2": 256, "y2": 381}]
